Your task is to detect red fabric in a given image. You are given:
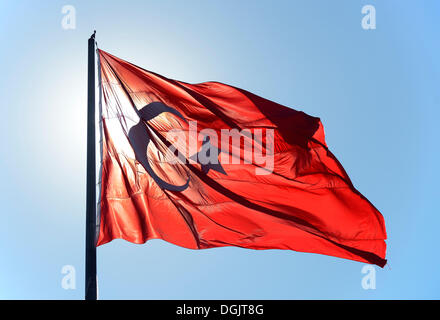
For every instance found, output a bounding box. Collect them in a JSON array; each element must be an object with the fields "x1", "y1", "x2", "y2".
[{"x1": 97, "y1": 49, "x2": 387, "y2": 267}]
